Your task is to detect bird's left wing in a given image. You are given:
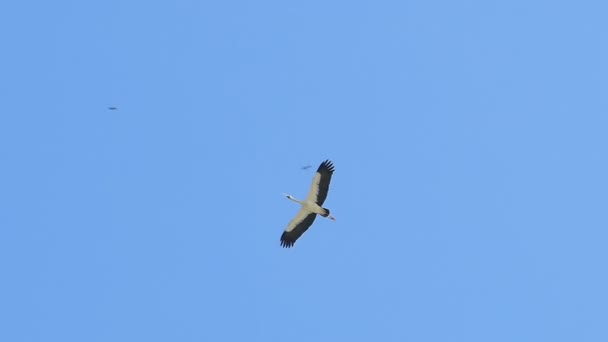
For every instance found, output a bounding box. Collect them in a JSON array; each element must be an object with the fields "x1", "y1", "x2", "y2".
[{"x1": 280, "y1": 208, "x2": 316, "y2": 248}]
